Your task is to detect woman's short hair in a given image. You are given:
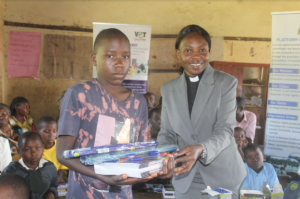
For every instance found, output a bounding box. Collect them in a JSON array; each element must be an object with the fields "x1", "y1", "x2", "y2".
[{"x1": 175, "y1": 24, "x2": 211, "y2": 51}]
